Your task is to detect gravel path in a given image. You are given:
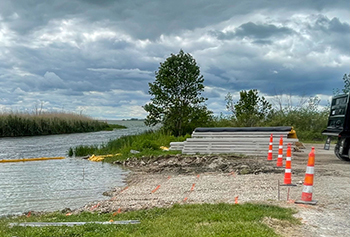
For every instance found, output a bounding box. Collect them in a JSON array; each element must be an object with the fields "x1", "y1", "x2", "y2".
[{"x1": 76, "y1": 143, "x2": 349, "y2": 237}]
